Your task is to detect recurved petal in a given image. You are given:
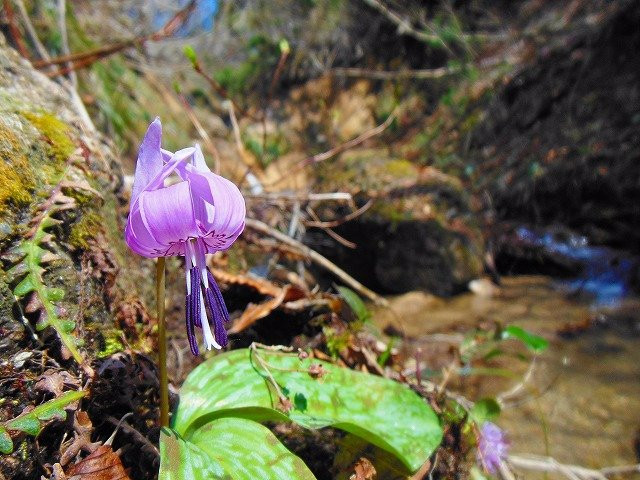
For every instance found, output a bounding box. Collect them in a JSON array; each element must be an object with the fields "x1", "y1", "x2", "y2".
[
  {"x1": 145, "y1": 147, "x2": 196, "y2": 192},
  {"x1": 193, "y1": 144, "x2": 210, "y2": 172},
  {"x1": 186, "y1": 167, "x2": 246, "y2": 240},
  {"x1": 131, "y1": 118, "x2": 163, "y2": 205},
  {"x1": 138, "y1": 181, "x2": 199, "y2": 248}
]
